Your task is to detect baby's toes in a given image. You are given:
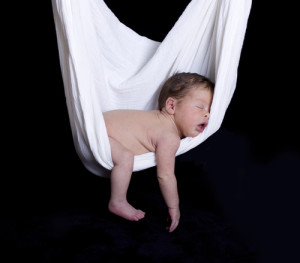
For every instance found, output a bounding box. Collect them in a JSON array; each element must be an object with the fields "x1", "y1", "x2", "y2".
[{"x1": 136, "y1": 210, "x2": 145, "y2": 220}]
